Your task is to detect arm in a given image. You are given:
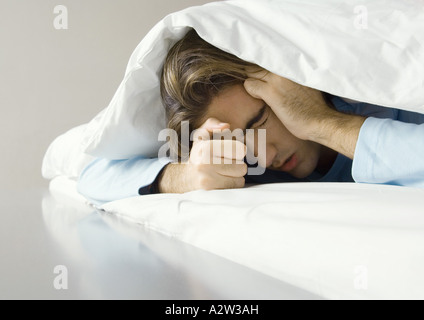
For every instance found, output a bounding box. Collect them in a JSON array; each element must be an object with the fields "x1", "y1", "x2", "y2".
[
  {"x1": 307, "y1": 109, "x2": 366, "y2": 160},
  {"x1": 77, "y1": 156, "x2": 172, "y2": 205},
  {"x1": 244, "y1": 71, "x2": 424, "y2": 188},
  {"x1": 156, "y1": 163, "x2": 187, "y2": 193},
  {"x1": 78, "y1": 118, "x2": 248, "y2": 204},
  {"x1": 352, "y1": 117, "x2": 424, "y2": 188},
  {"x1": 244, "y1": 70, "x2": 366, "y2": 159}
]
